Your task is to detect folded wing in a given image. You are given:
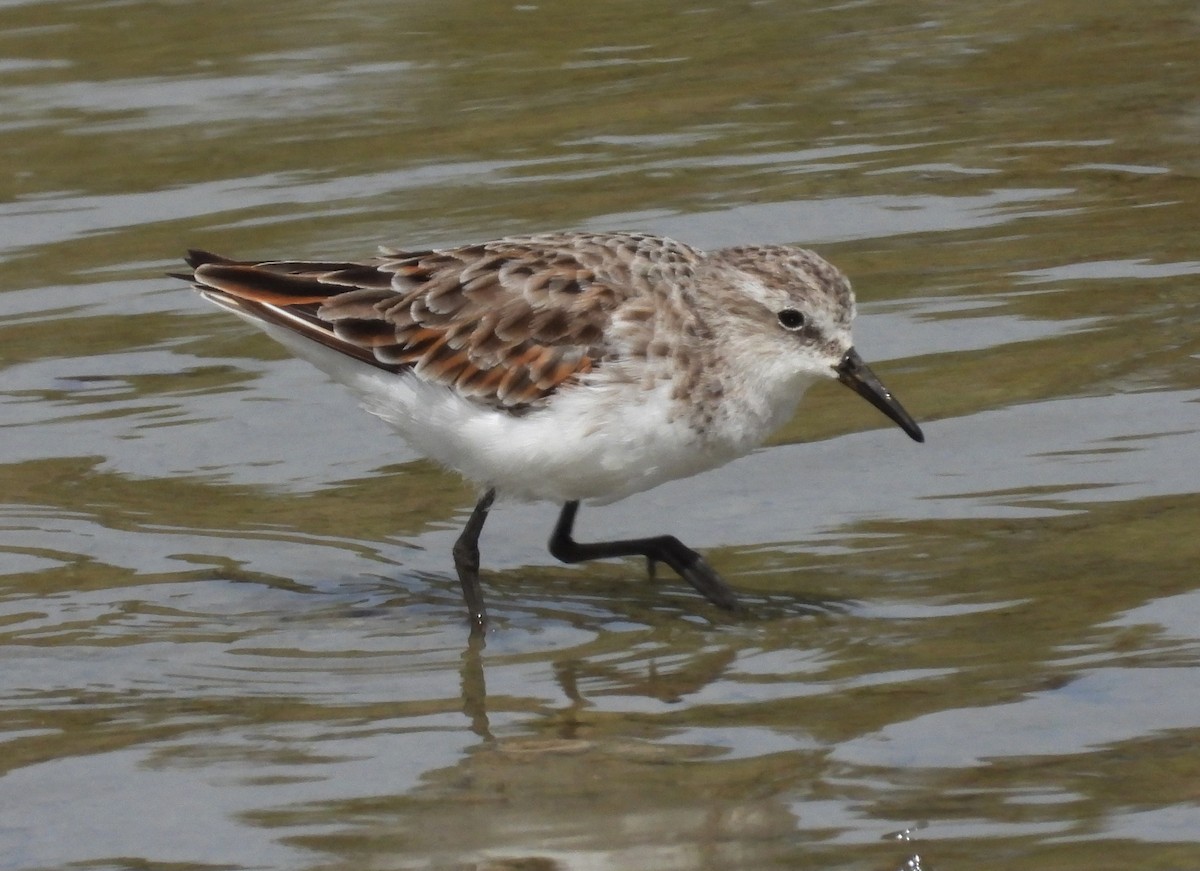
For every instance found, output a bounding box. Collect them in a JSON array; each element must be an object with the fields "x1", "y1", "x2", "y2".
[{"x1": 184, "y1": 237, "x2": 635, "y2": 408}]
